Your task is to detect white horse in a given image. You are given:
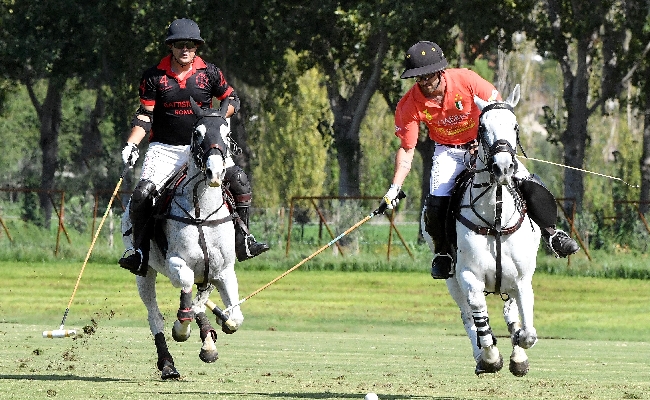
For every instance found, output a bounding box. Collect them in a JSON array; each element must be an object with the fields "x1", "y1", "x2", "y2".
[
  {"x1": 424, "y1": 84, "x2": 541, "y2": 376},
  {"x1": 121, "y1": 98, "x2": 244, "y2": 379}
]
